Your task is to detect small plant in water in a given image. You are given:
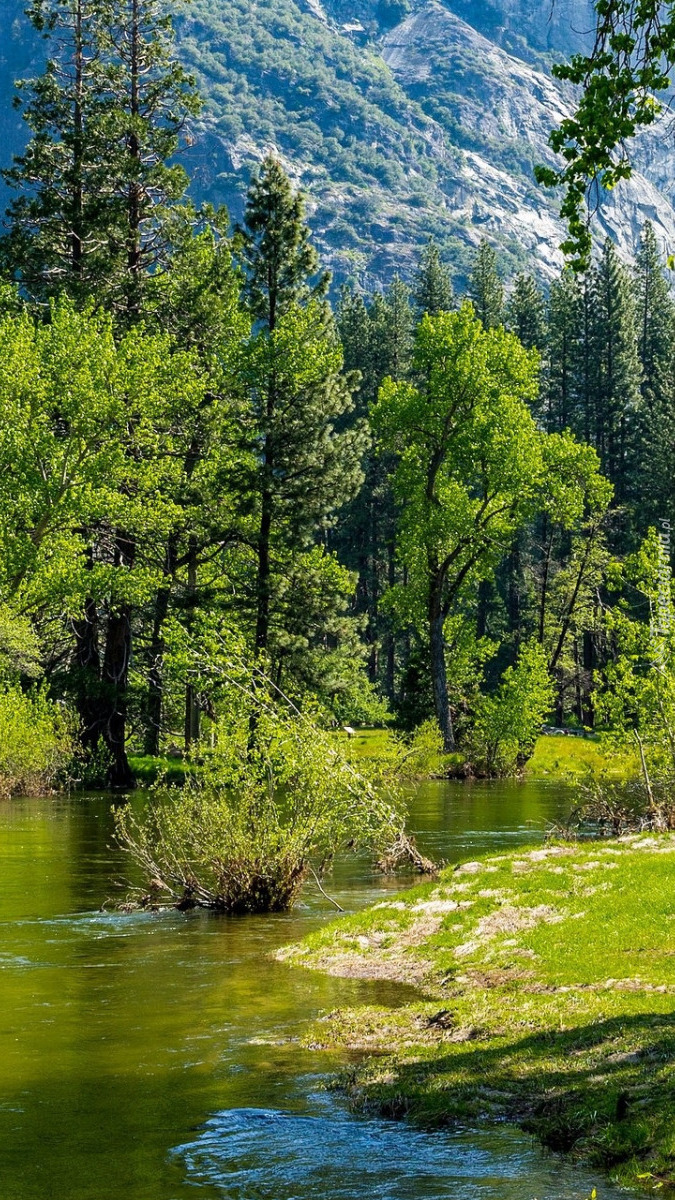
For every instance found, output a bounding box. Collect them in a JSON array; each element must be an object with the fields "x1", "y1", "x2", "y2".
[{"x1": 115, "y1": 689, "x2": 411, "y2": 913}]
